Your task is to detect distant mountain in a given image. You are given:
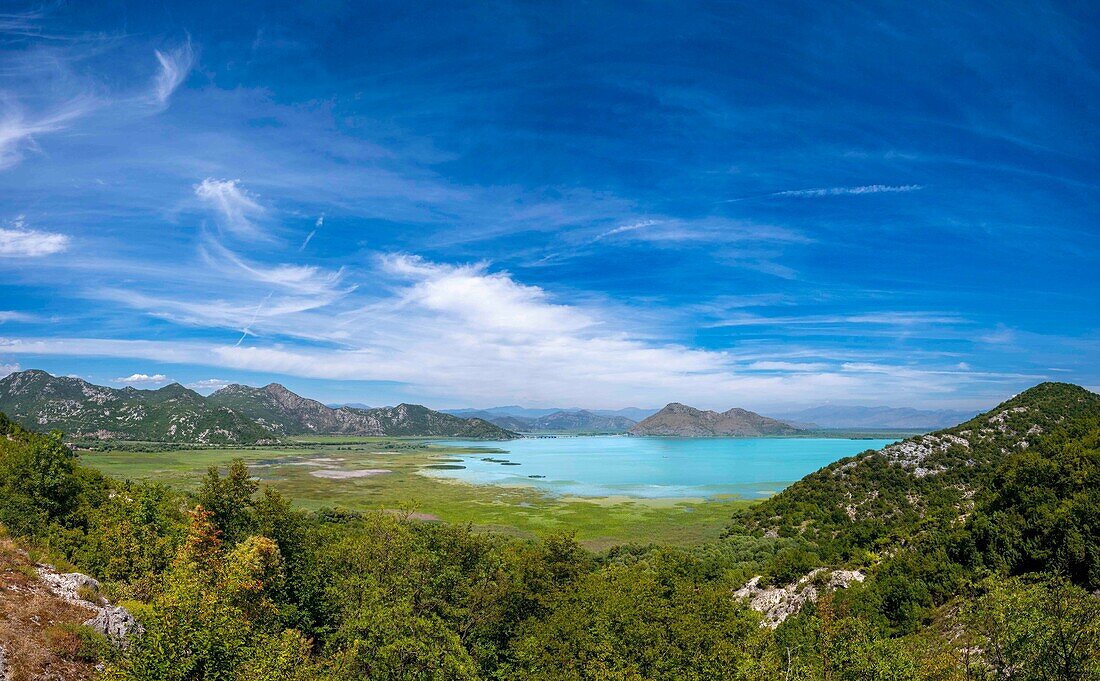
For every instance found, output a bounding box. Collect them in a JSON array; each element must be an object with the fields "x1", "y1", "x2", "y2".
[
  {"x1": 530, "y1": 410, "x2": 636, "y2": 433},
  {"x1": 630, "y1": 403, "x2": 801, "y2": 437},
  {"x1": 0, "y1": 370, "x2": 272, "y2": 444},
  {"x1": 446, "y1": 406, "x2": 562, "y2": 419},
  {"x1": 589, "y1": 407, "x2": 659, "y2": 421},
  {"x1": 0, "y1": 370, "x2": 517, "y2": 443},
  {"x1": 446, "y1": 408, "x2": 636, "y2": 433},
  {"x1": 445, "y1": 406, "x2": 658, "y2": 421},
  {"x1": 772, "y1": 405, "x2": 978, "y2": 430}
]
